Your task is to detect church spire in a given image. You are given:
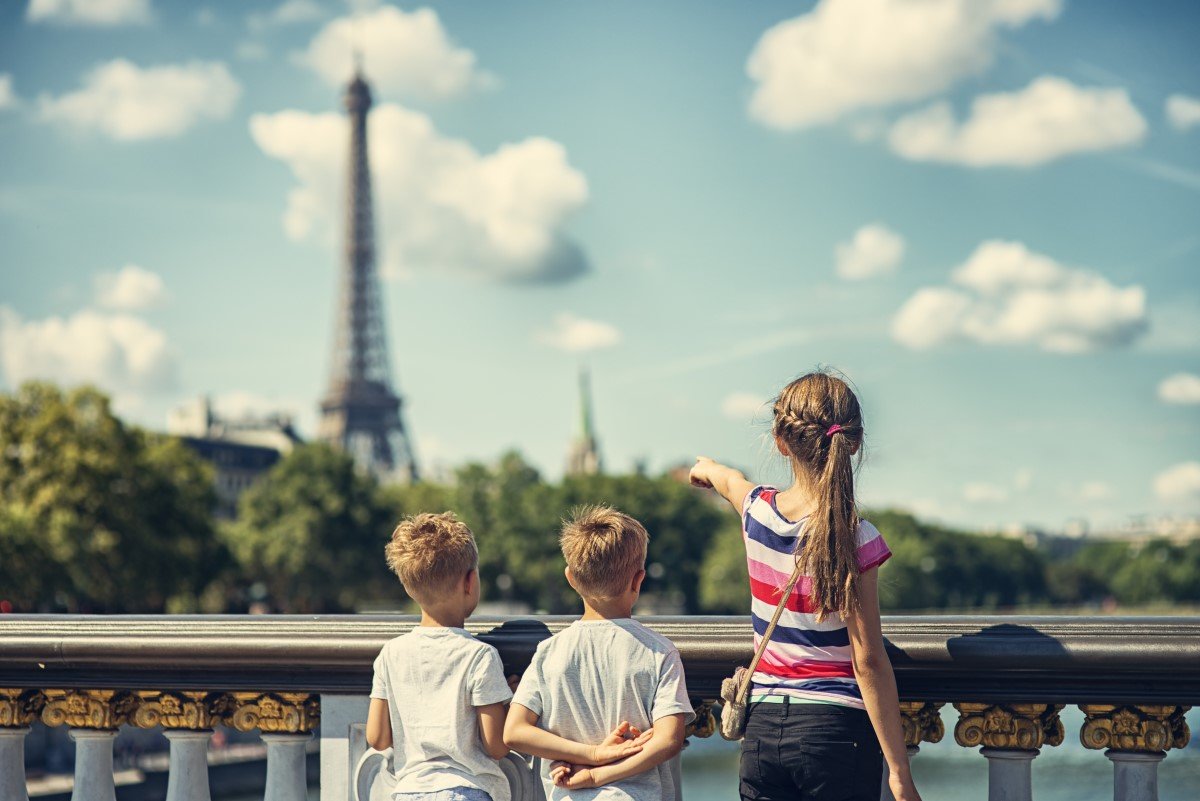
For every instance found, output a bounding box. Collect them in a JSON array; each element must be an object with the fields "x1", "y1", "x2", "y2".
[{"x1": 565, "y1": 366, "x2": 601, "y2": 477}]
